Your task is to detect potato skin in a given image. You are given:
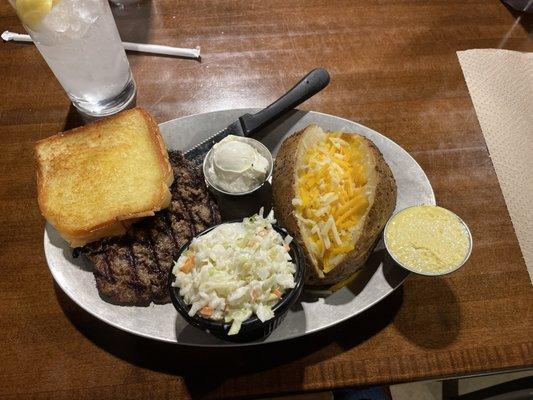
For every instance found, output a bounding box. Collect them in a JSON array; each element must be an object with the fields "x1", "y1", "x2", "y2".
[
  {"x1": 272, "y1": 129, "x2": 397, "y2": 286},
  {"x1": 272, "y1": 129, "x2": 322, "y2": 282}
]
